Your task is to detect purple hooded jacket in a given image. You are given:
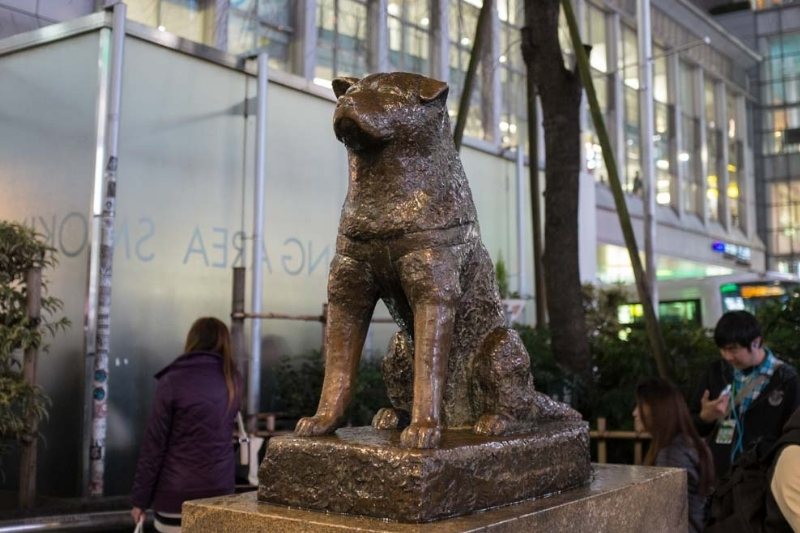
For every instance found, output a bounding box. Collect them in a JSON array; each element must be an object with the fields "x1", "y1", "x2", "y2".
[{"x1": 130, "y1": 351, "x2": 241, "y2": 513}]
